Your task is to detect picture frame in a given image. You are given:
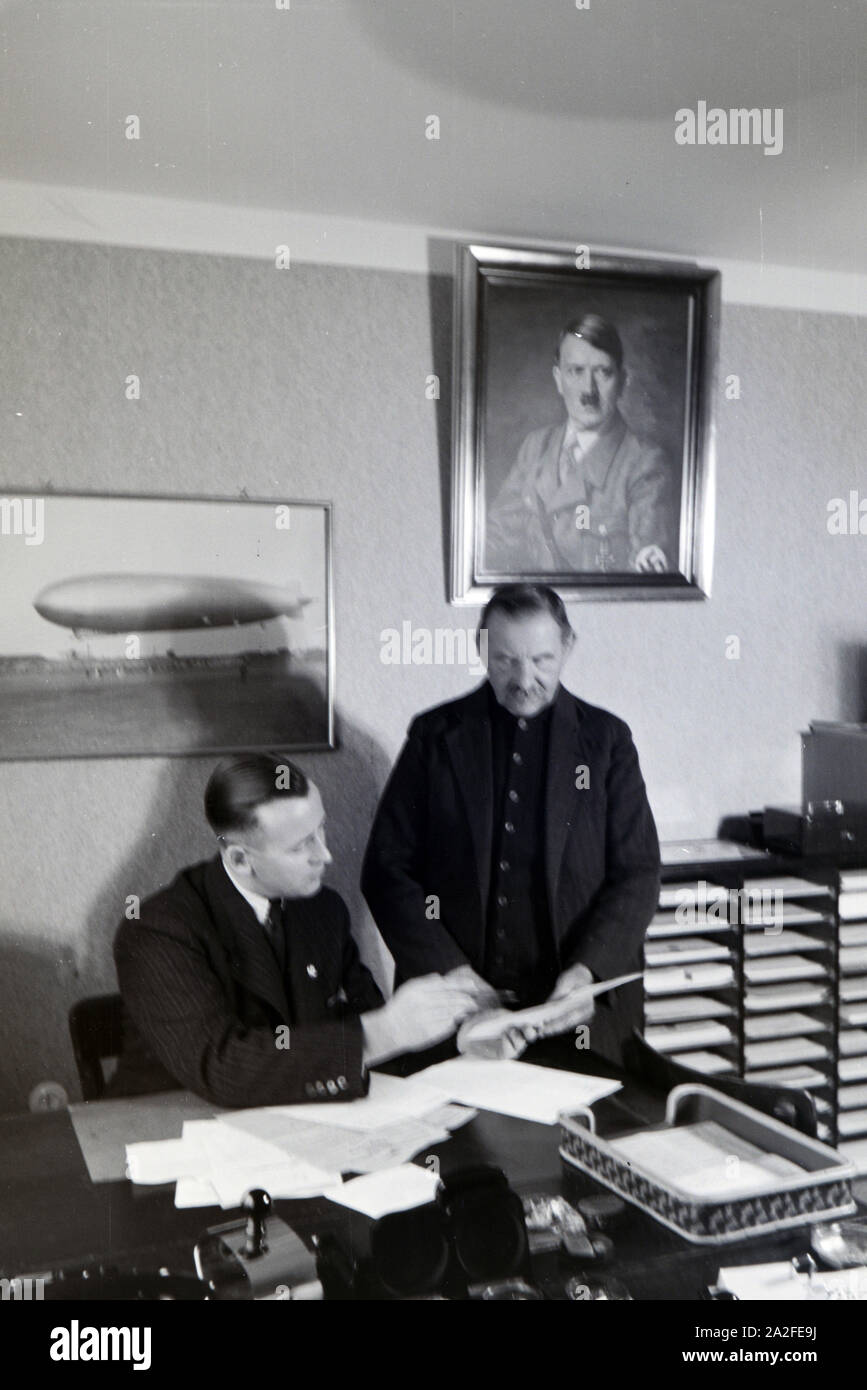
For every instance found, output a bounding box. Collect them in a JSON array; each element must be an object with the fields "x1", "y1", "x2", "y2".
[
  {"x1": 0, "y1": 491, "x2": 334, "y2": 759},
  {"x1": 450, "y1": 243, "x2": 720, "y2": 603}
]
